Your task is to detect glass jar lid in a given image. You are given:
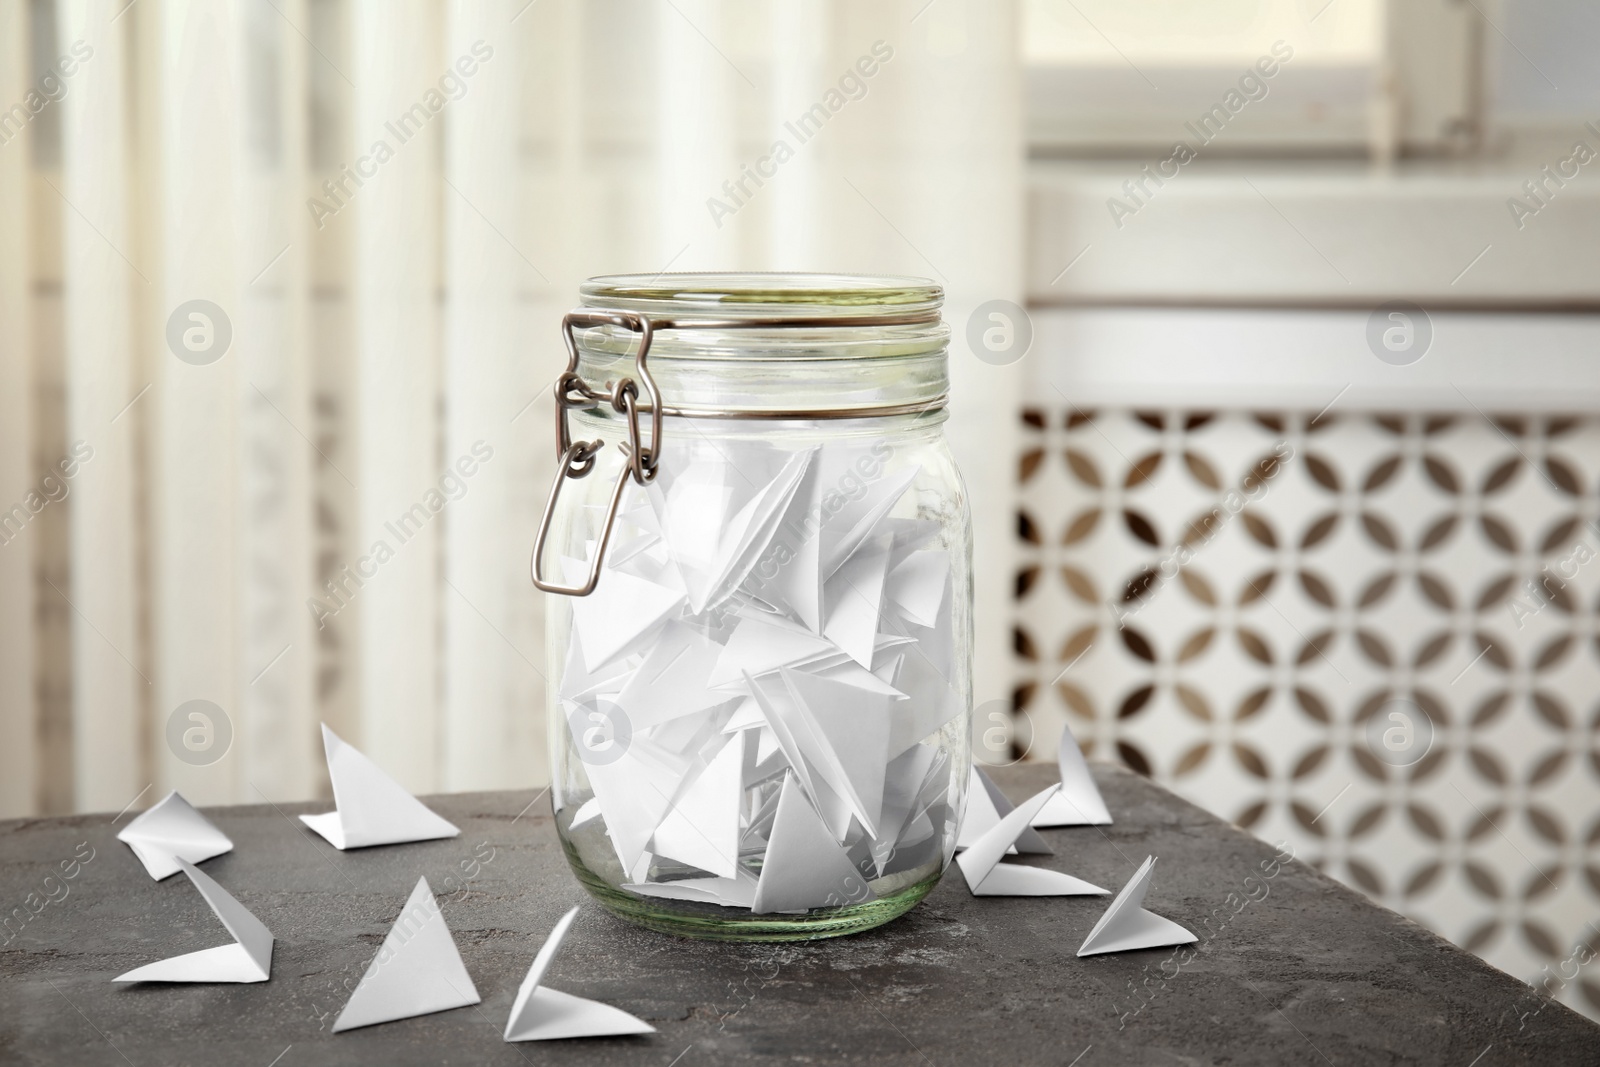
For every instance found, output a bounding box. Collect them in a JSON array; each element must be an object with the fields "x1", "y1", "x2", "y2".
[{"x1": 569, "y1": 272, "x2": 950, "y2": 419}]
